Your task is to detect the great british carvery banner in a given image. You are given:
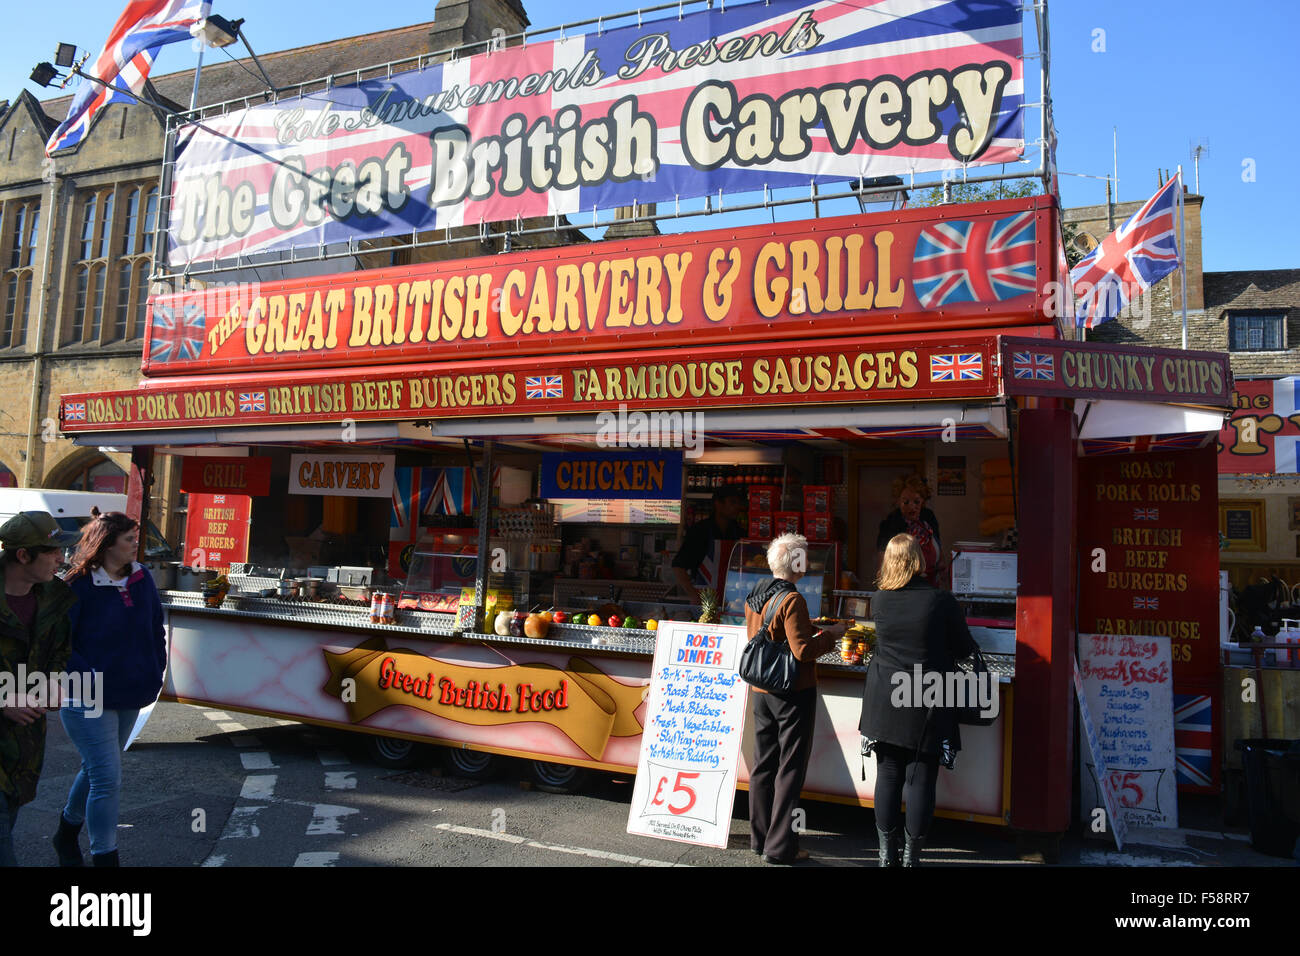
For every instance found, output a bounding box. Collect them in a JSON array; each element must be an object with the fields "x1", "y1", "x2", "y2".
[
  {"x1": 147, "y1": 198, "x2": 1053, "y2": 375},
  {"x1": 167, "y1": 0, "x2": 1025, "y2": 265}
]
